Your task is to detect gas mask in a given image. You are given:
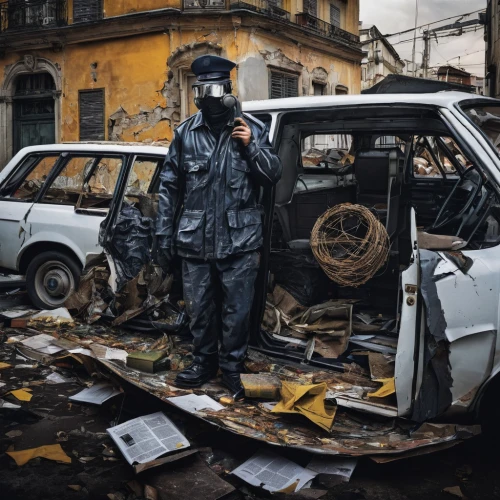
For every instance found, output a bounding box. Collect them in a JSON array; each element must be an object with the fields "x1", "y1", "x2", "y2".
[{"x1": 193, "y1": 82, "x2": 233, "y2": 115}]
